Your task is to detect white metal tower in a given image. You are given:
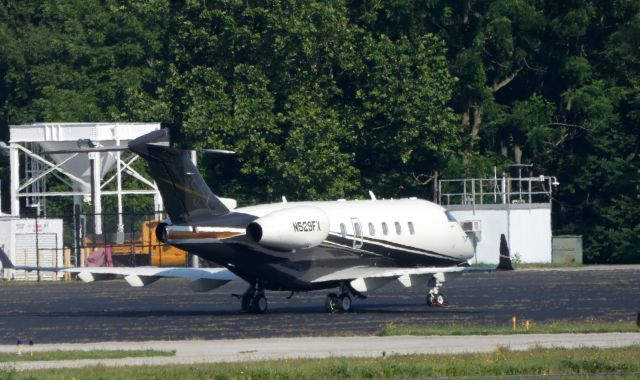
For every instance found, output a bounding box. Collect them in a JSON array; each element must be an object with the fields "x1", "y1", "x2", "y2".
[{"x1": 9, "y1": 123, "x2": 163, "y2": 238}]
